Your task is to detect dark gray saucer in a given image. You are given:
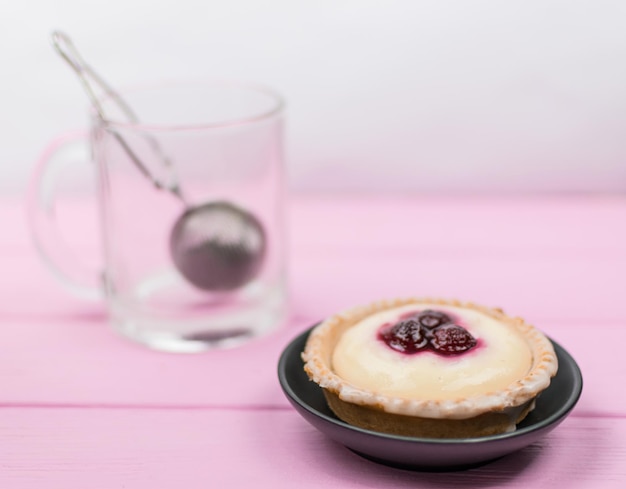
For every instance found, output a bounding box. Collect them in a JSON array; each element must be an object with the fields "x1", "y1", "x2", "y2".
[{"x1": 277, "y1": 325, "x2": 583, "y2": 471}]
